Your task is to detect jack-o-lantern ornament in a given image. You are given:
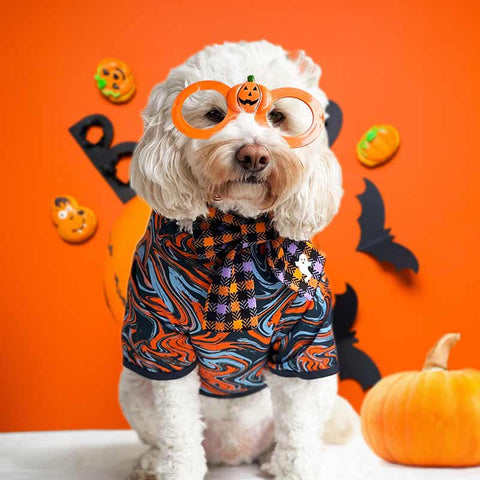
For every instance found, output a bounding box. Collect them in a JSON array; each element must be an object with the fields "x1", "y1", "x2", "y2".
[
  {"x1": 94, "y1": 58, "x2": 136, "y2": 104},
  {"x1": 237, "y1": 75, "x2": 262, "y2": 113},
  {"x1": 51, "y1": 196, "x2": 97, "y2": 243},
  {"x1": 356, "y1": 125, "x2": 400, "y2": 167}
]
